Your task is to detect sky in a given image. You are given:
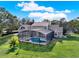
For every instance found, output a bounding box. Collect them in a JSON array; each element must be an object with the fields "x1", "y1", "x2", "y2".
[{"x1": 0, "y1": 1, "x2": 79, "y2": 22}]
